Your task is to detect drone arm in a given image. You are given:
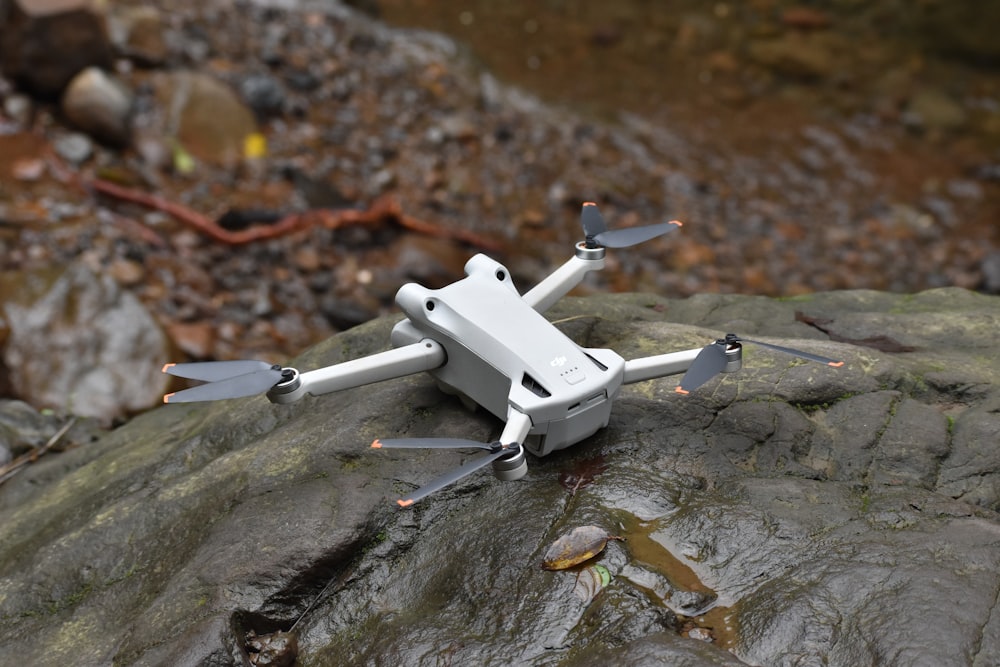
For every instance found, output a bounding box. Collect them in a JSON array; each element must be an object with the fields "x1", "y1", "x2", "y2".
[
  {"x1": 499, "y1": 405, "x2": 533, "y2": 445},
  {"x1": 621, "y1": 347, "x2": 703, "y2": 384},
  {"x1": 269, "y1": 339, "x2": 446, "y2": 404},
  {"x1": 386, "y1": 406, "x2": 532, "y2": 507},
  {"x1": 522, "y1": 246, "x2": 605, "y2": 313}
]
